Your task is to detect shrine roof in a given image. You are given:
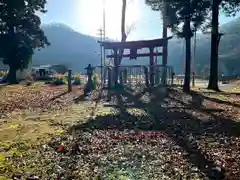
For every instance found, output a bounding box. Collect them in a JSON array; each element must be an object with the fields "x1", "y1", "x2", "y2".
[{"x1": 101, "y1": 37, "x2": 172, "y2": 50}]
